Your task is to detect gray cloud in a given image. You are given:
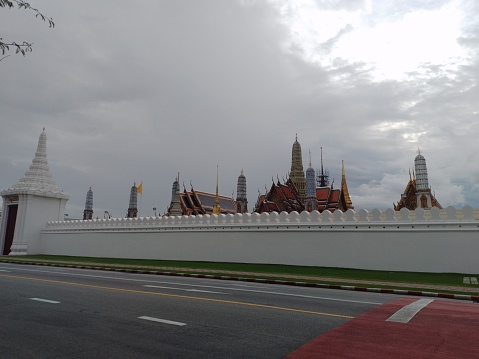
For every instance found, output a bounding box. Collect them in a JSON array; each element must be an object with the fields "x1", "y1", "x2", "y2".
[{"x1": 1, "y1": 0, "x2": 478, "y2": 218}]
